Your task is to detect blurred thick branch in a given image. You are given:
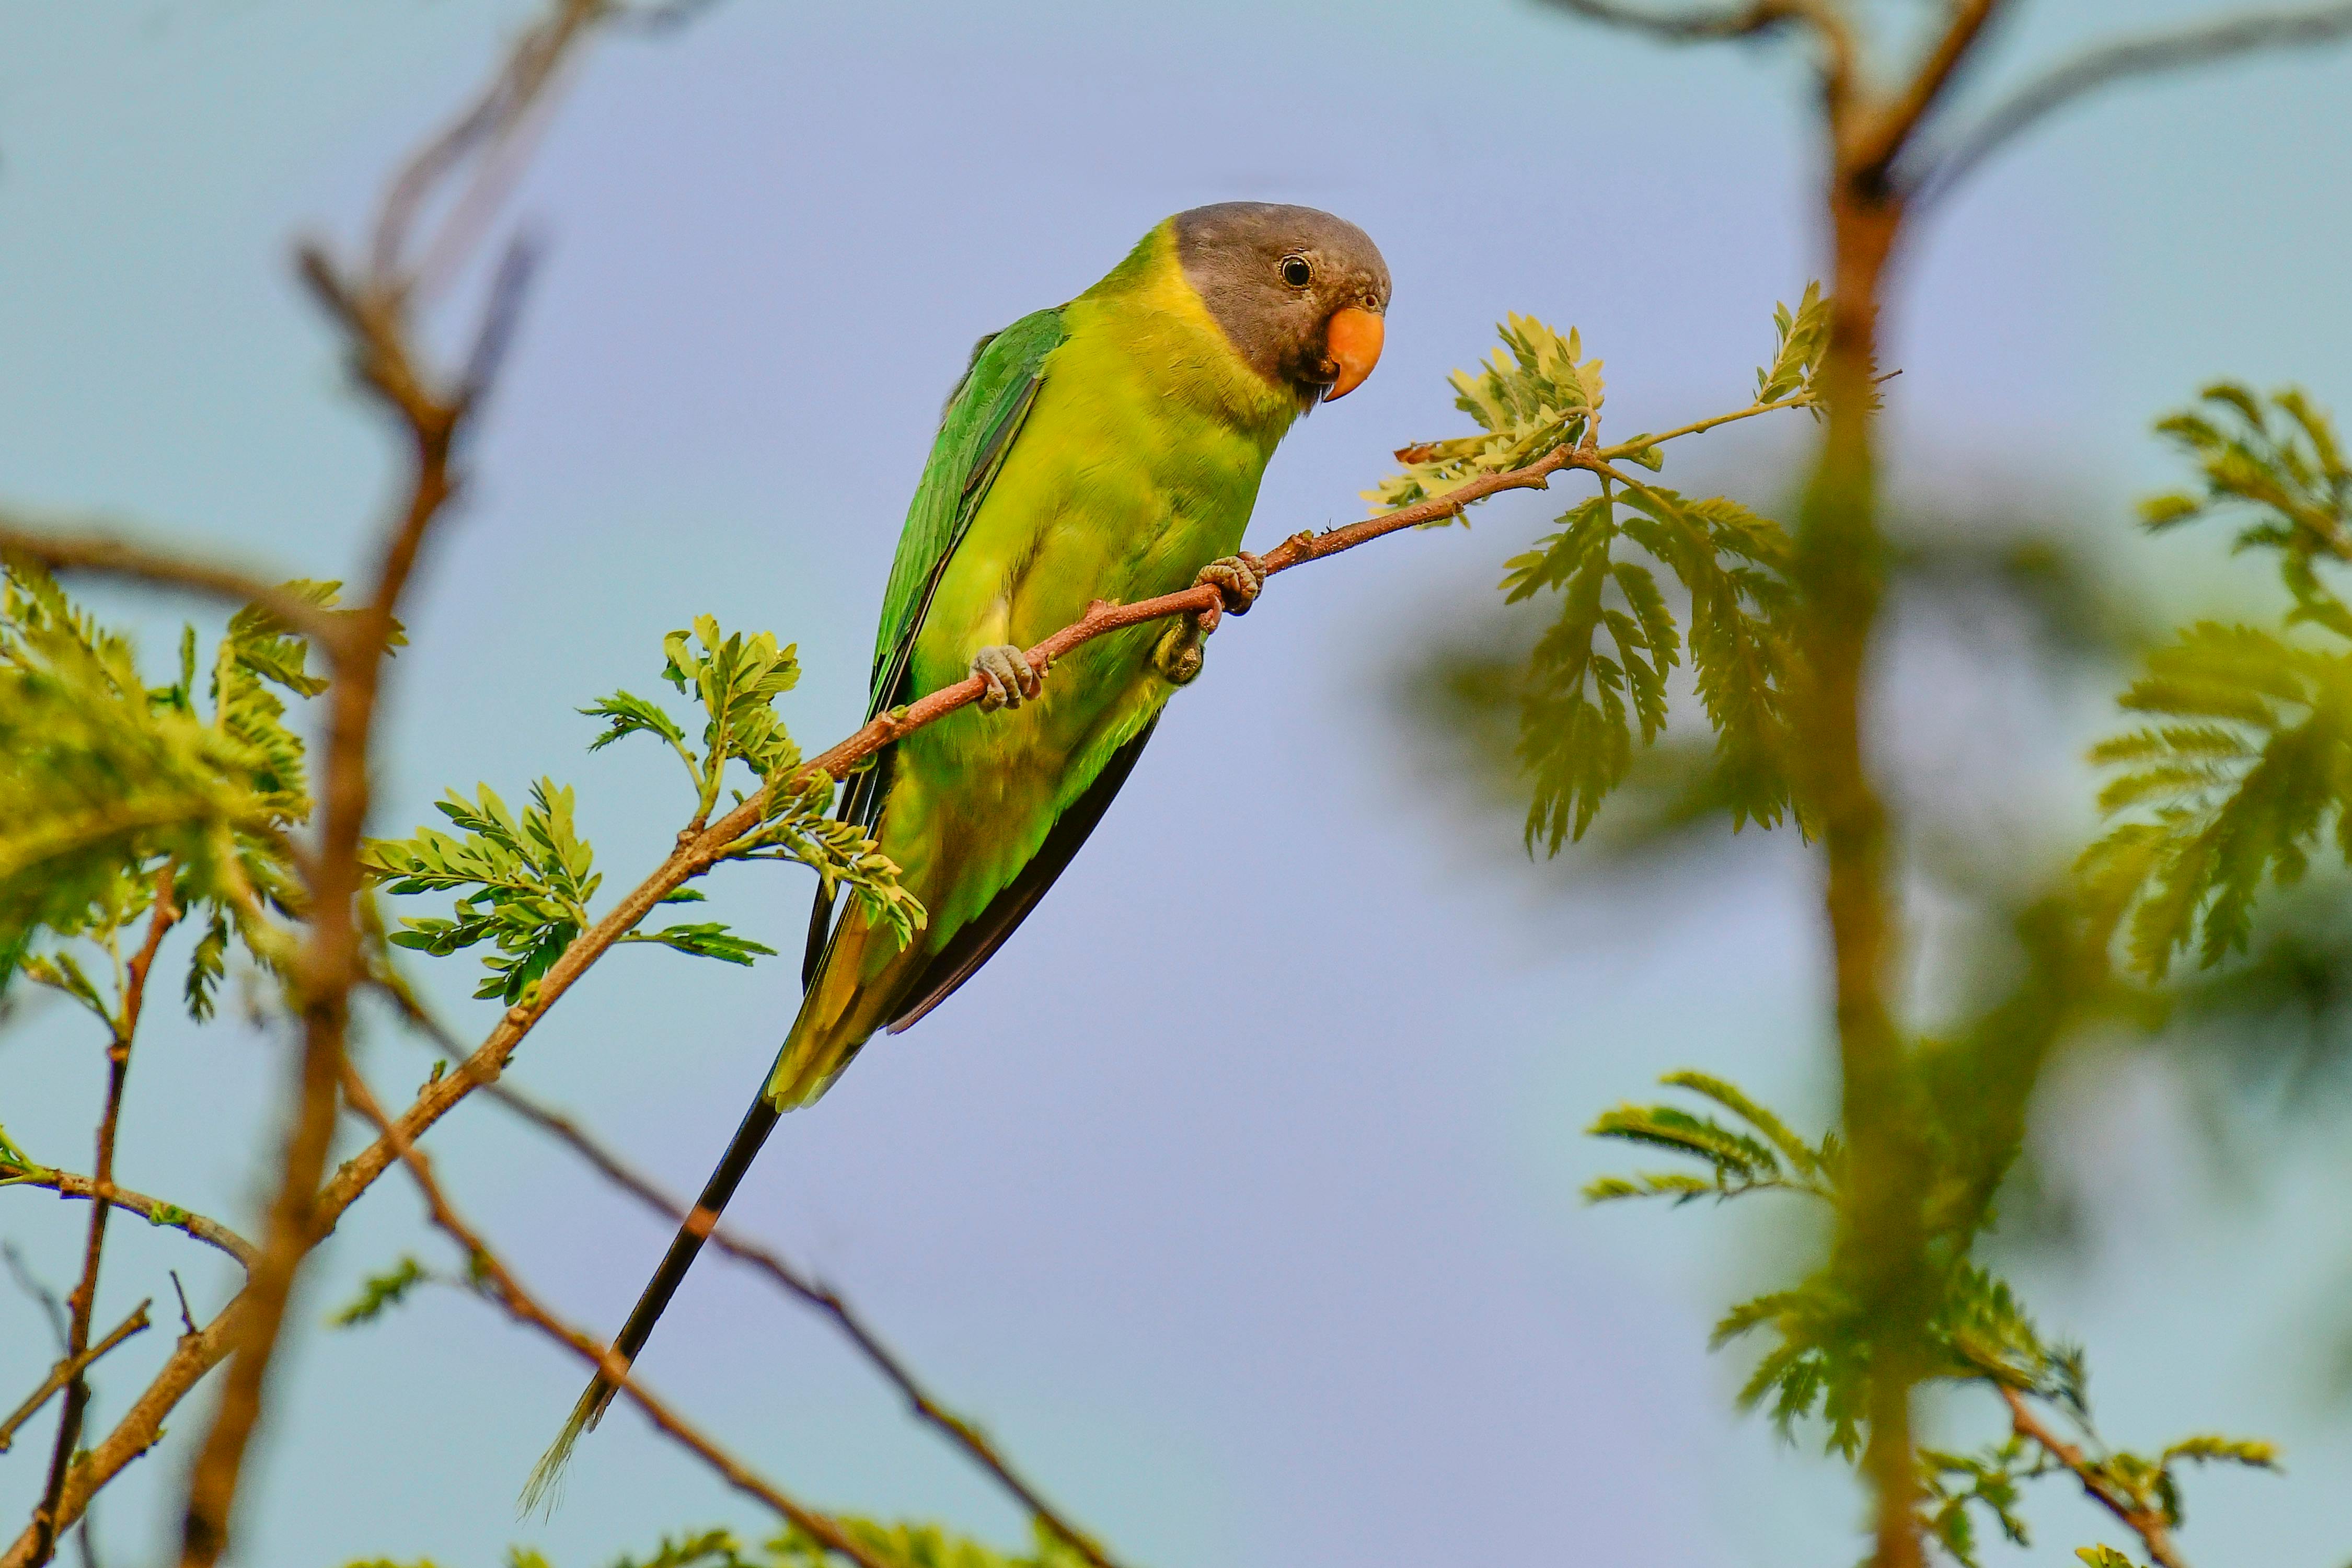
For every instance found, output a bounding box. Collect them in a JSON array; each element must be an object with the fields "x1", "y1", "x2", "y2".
[
  {"x1": 1793, "y1": 10, "x2": 1999, "y2": 1568},
  {"x1": 166, "y1": 6, "x2": 601, "y2": 1565},
  {"x1": 1543, "y1": 5, "x2": 2005, "y2": 1567},
  {"x1": 0, "y1": 522, "x2": 350, "y2": 654}
]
